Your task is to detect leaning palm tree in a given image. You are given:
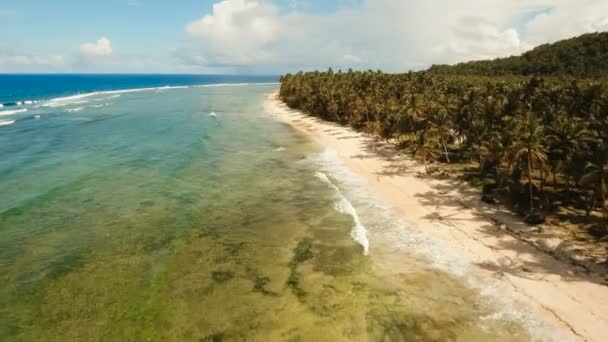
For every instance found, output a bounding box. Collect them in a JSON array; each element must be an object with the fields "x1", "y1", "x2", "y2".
[
  {"x1": 510, "y1": 110, "x2": 548, "y2": 211},
  {"x1": 428, "y1": 101, "x2": 454, "y2": 163}
]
